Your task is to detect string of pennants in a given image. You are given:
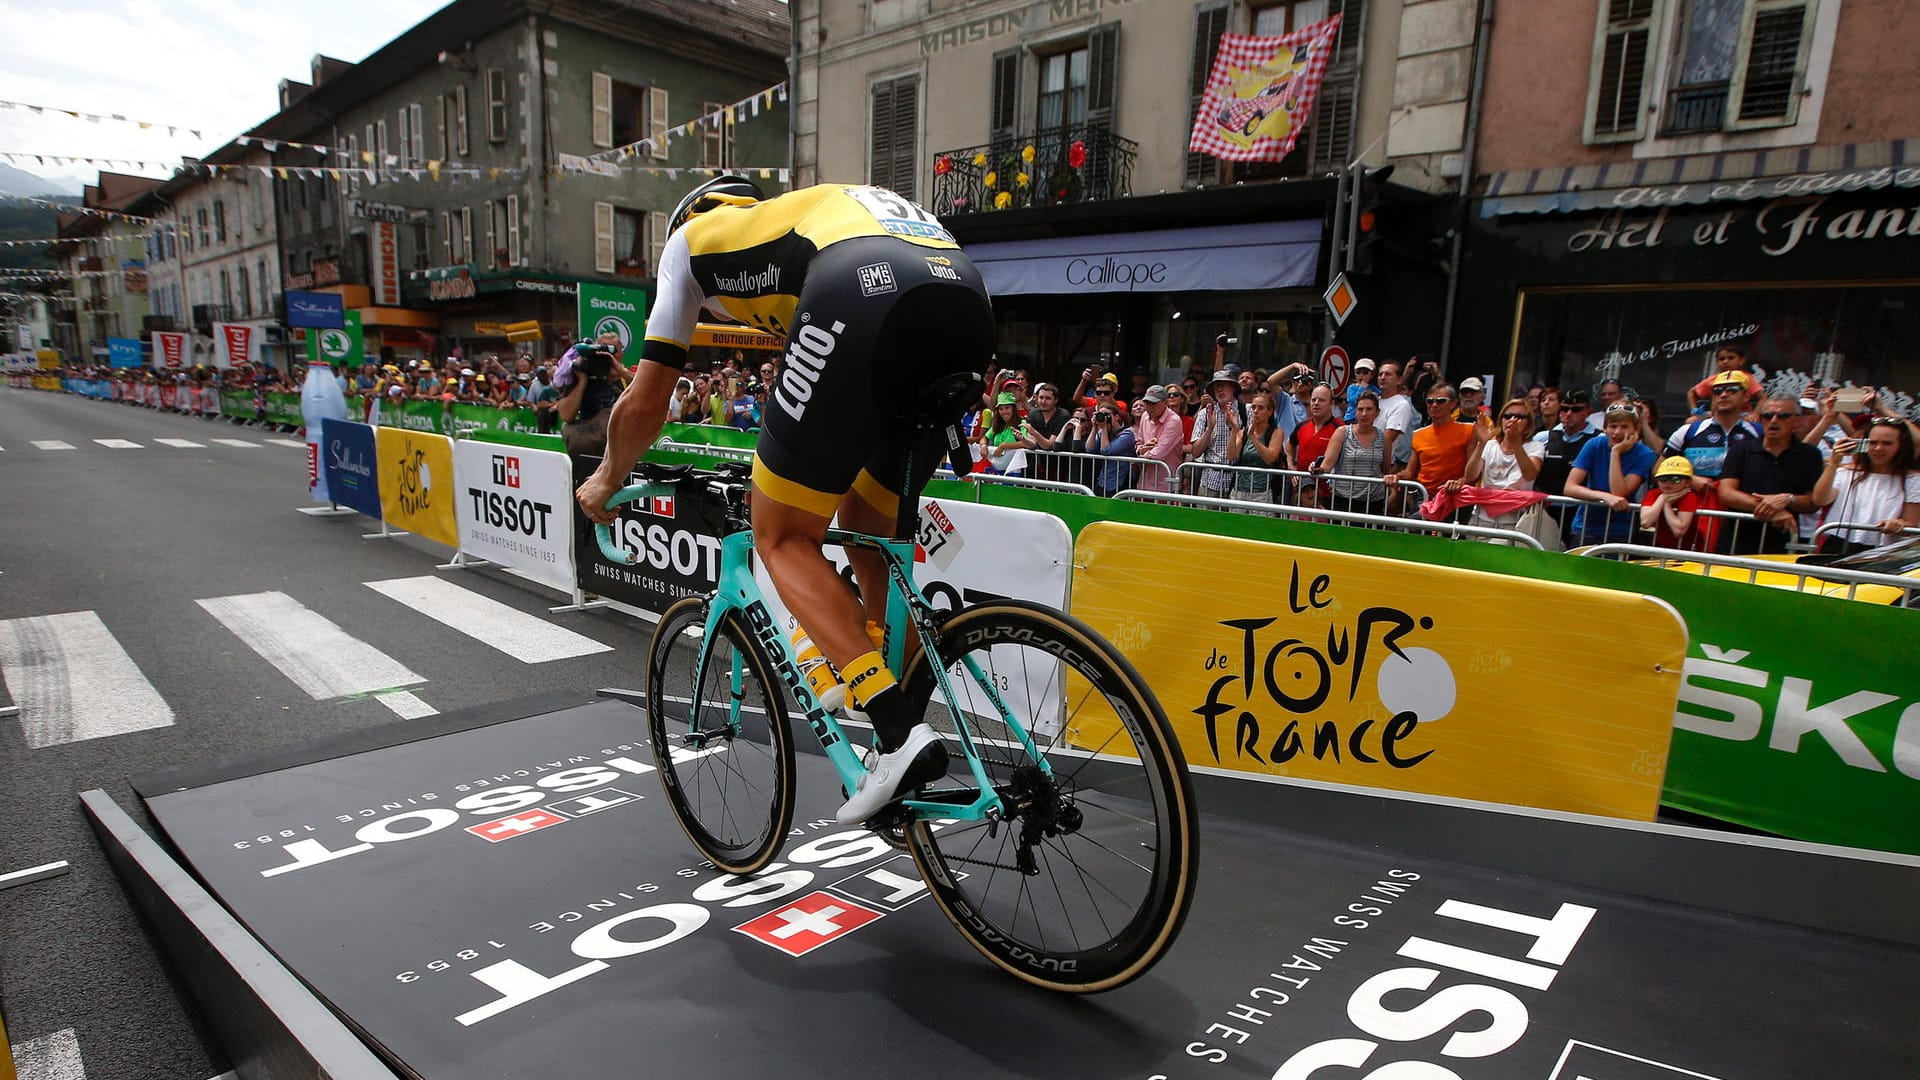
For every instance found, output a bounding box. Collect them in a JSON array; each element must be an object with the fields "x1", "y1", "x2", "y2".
[
  {"x1": 0, "y1": 98, "x2": 208, "y2": 140},
  {"x1": 0, "y1": 195, "x2": 156, "y2": 224},
  {"x1": 589, "y1": 81, "x2": 788, "y2": 163},
  {"x1": 0, "y1": 234, "x2": 141, "y2": 247}
]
